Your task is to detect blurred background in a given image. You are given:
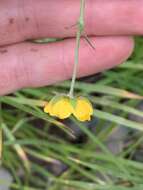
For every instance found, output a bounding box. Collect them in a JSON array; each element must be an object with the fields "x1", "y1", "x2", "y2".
[{"x1": 0, "y1": 37, "x2": 143, "y2": 190}]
